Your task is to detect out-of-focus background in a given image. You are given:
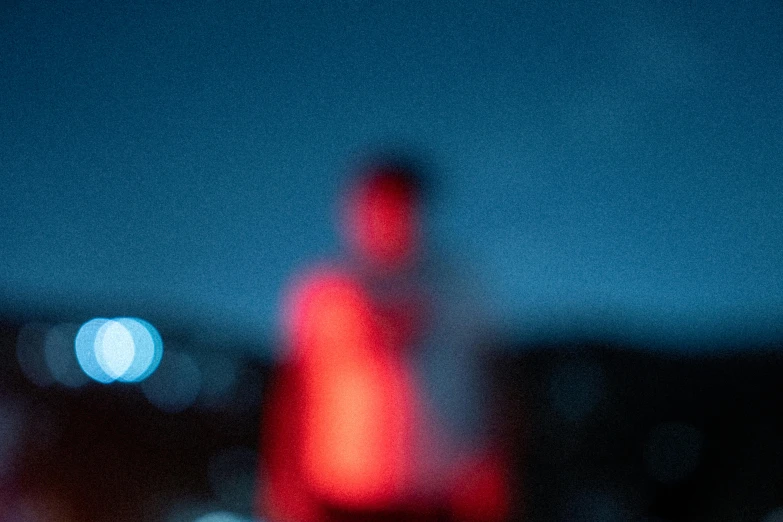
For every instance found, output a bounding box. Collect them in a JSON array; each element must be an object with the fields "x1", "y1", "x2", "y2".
[{"x1": 1, "y1": 0, "x2": 782, "y2": 520}]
